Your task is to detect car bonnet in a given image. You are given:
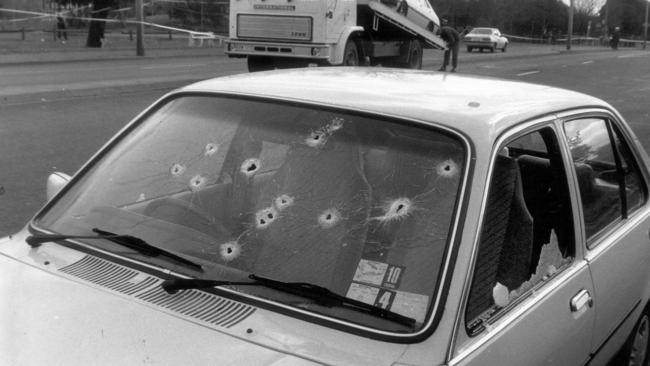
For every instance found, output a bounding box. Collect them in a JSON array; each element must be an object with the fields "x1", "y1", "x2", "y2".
[{"x1": 0, "y1": 231, "x2": 407, "y2": 366}]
